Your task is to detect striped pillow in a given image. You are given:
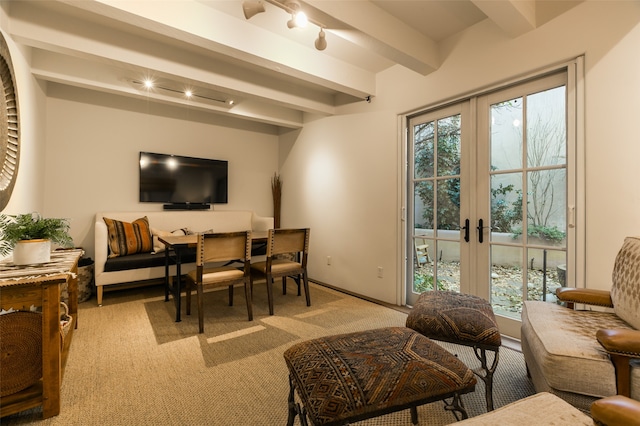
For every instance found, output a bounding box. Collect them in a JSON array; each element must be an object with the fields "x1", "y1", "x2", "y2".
[{"x1": 104, "y1": 216, "x2": 153, "y2": 258}]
